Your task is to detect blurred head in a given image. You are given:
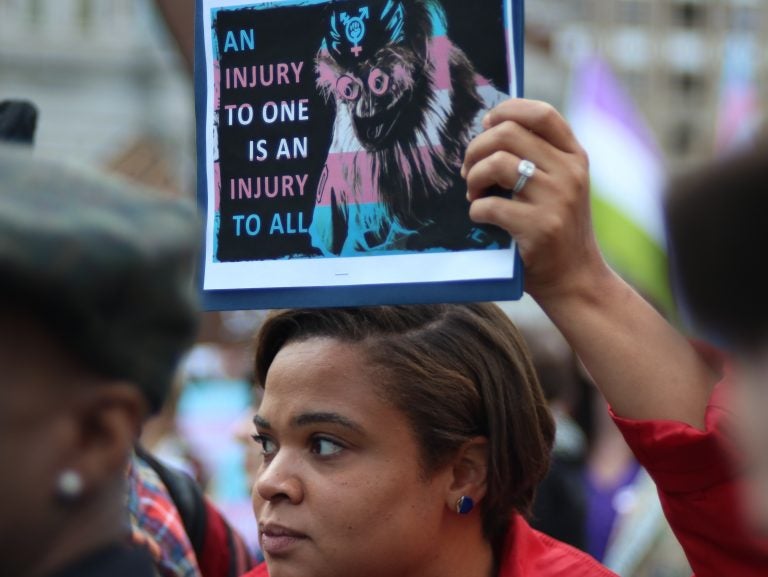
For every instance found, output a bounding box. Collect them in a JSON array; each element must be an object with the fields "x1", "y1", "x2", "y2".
[
  {"x1": 665, "y1": 141, "x2": 768, "y2": 530},
  {"x1": 0, "y1": 306, "x2": 147, "y2": 577},
  {"x1": 0, "y1": 144, "x2": 200, "y2": 575},
  {"x1": 252, "y1": 304, "x2": 555, "y2": 577}
]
